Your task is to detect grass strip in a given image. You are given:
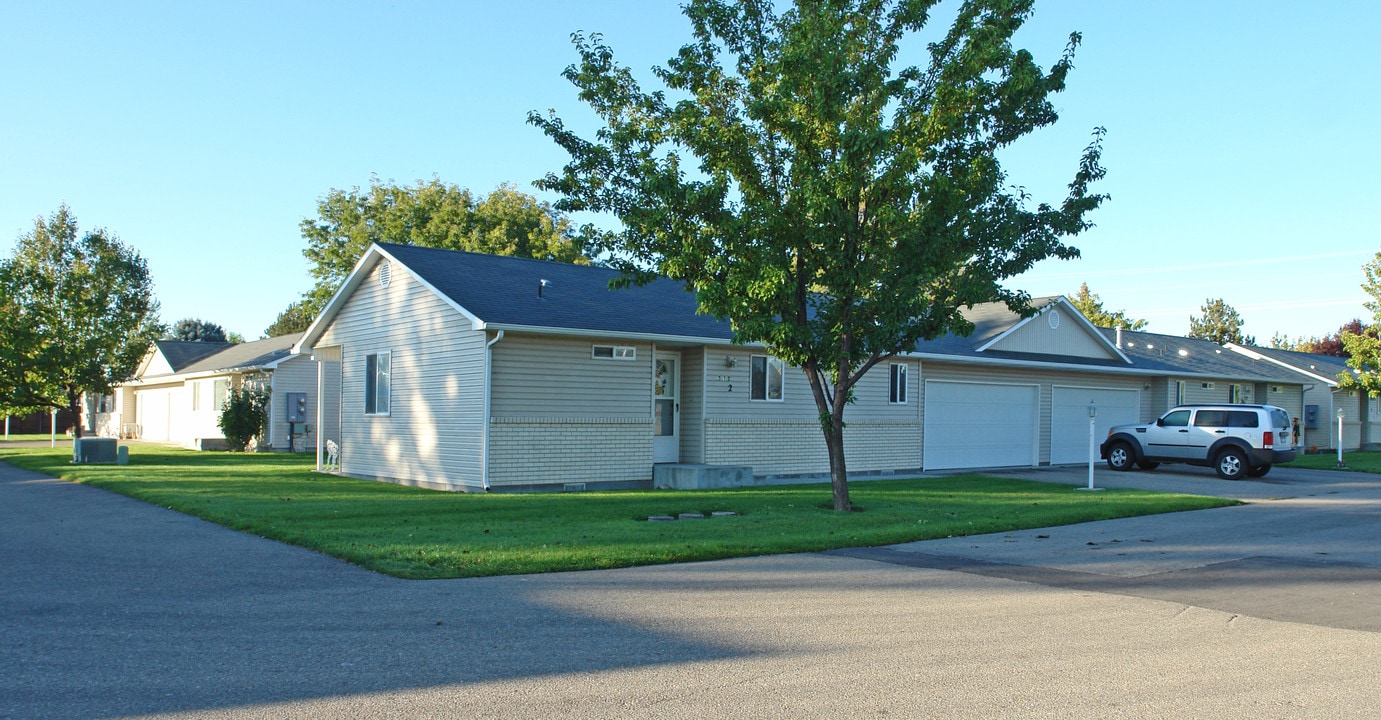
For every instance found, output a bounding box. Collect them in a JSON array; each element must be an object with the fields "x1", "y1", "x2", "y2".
[
  {"x1": 1289, "y1": 451, "x2": 1381, "y2": 473},
  {"x1": 0, "y1": 445, "x2": 1238, "y2": 579}
]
